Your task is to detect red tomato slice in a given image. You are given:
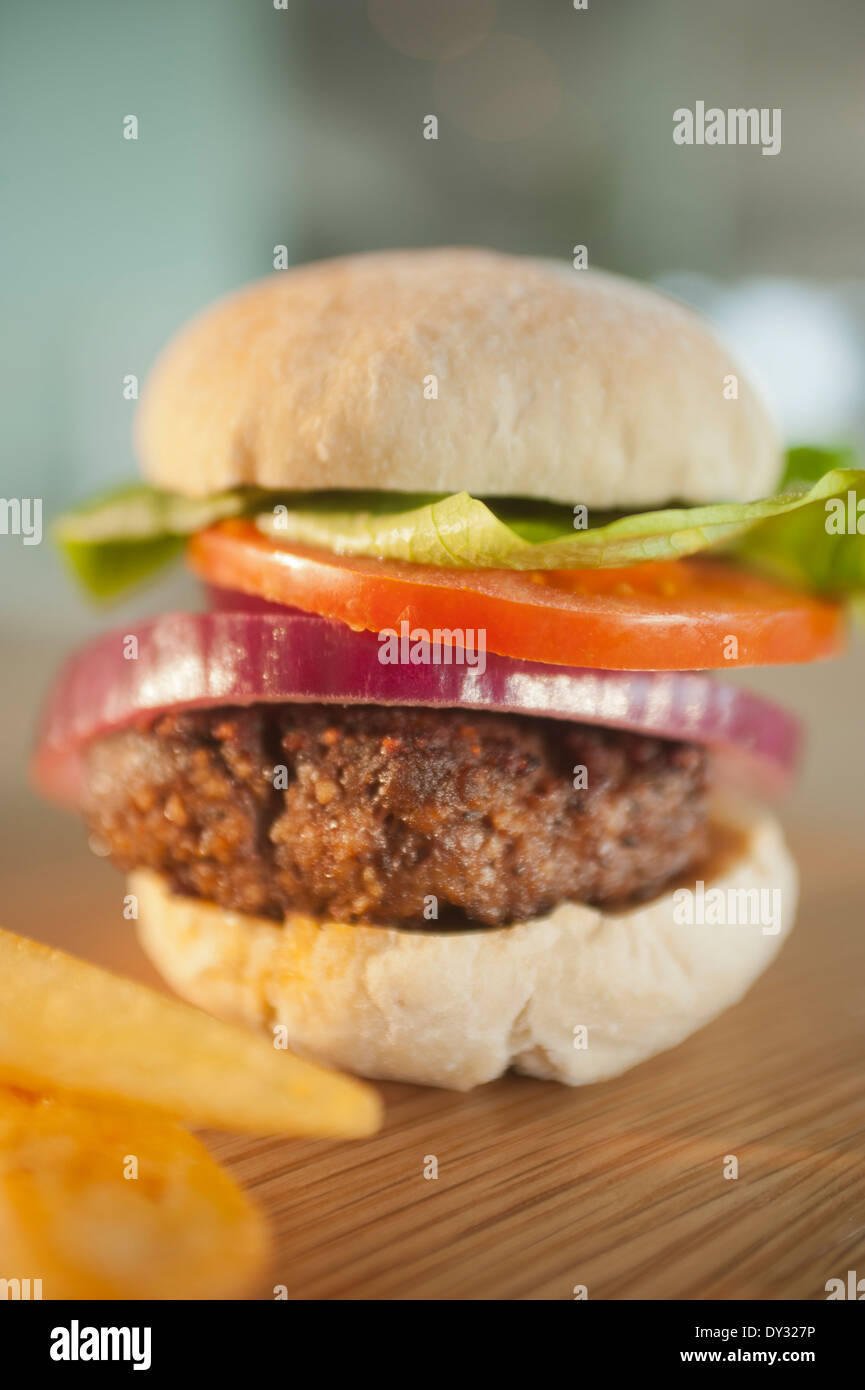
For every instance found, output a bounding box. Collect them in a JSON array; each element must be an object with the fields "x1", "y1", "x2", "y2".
[{"x1": 187, "y1": 520, "x2": 845, "y2": 671}]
